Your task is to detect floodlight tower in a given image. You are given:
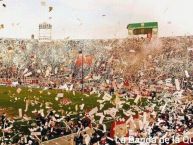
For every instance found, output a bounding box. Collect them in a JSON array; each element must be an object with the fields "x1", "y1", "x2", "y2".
[{"x1": 38, "y1": 22, "x2": 52, "y2": 42}]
